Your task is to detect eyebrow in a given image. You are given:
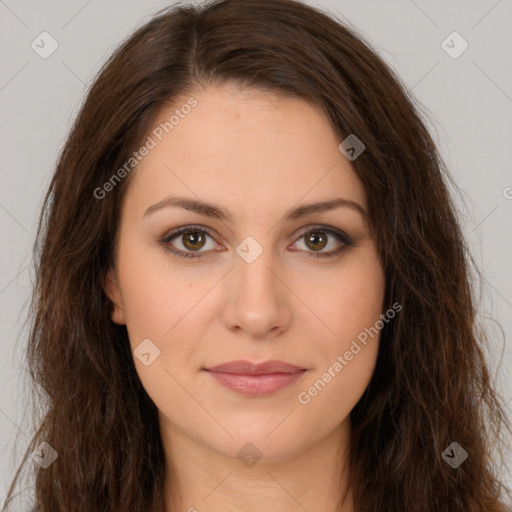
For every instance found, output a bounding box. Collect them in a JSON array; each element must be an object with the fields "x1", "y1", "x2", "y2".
[{"x1": 143, "y1": 195, "x2": 367, "y2": 221}]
